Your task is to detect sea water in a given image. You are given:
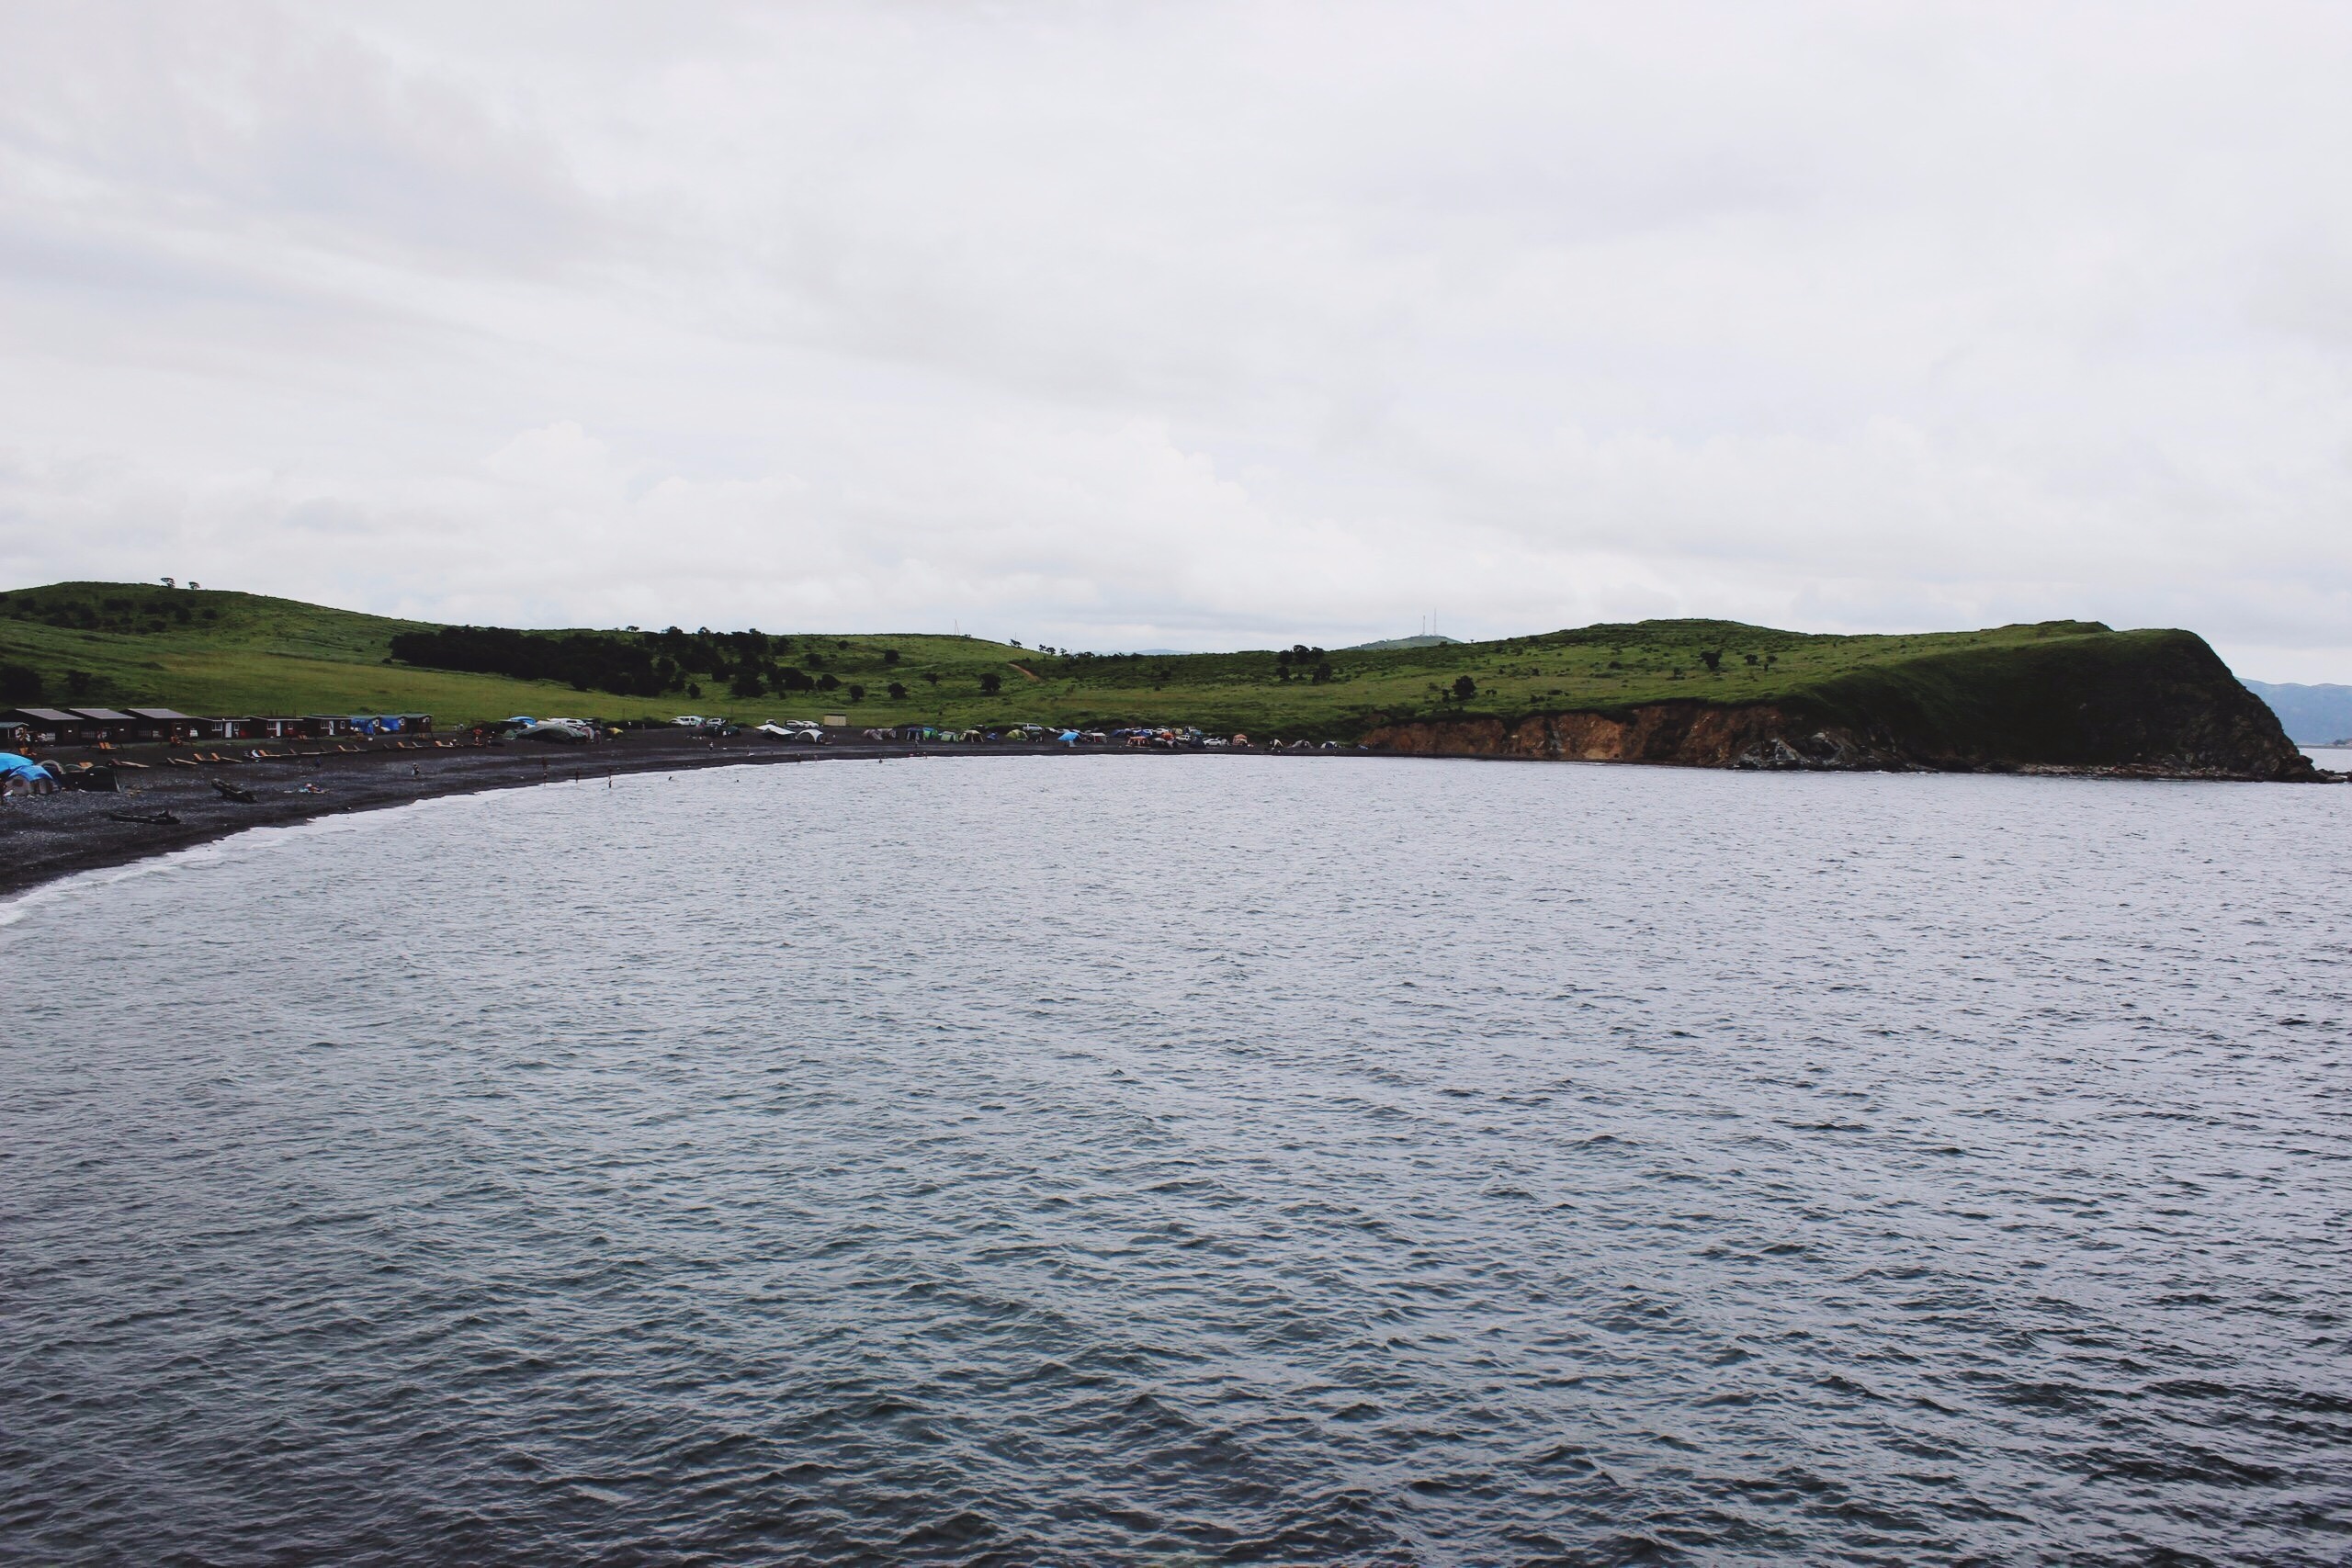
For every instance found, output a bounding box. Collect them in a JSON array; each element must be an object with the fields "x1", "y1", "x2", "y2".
[{"x1": 3, "y1": 754, "x2": 2347, "y2": 1564}]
